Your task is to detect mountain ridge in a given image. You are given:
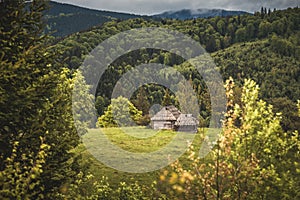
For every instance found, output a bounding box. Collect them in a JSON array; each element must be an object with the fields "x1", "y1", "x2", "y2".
[
  {"x1": 46, "y1": 1, "x2": 146, "y2": 19},
  {"x1": 154, "y1": 8, "x2": 251, "y2": 19},
  {"x1": 45, "y1": 1, "x2": 149, "y2": 37},
  {"x1": 45, "y1": 1, "x2": 251, "y2": 37}
]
